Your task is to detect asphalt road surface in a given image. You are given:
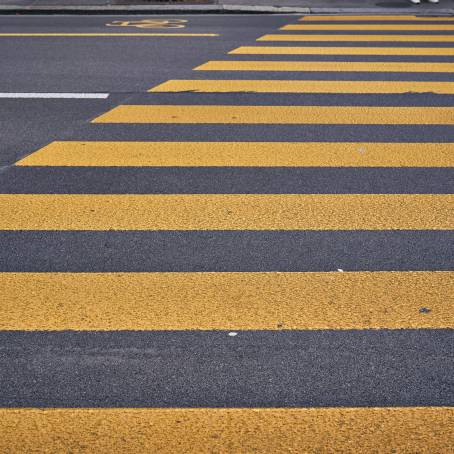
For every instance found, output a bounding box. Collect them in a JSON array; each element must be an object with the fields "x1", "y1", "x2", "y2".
[{"x1": 0, "y1": 13, "x2": 453, "y2": 453}]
